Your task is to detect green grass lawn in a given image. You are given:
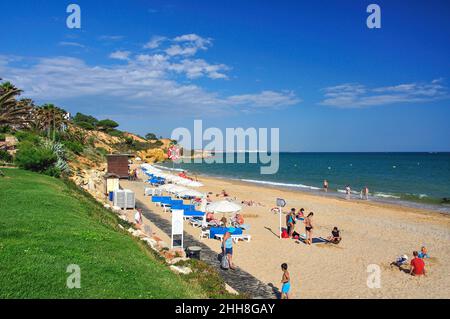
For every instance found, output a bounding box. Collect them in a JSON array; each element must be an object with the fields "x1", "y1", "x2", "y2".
[{"x1": 0, "y1": 169, "x2": 206, "y2": 298}]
